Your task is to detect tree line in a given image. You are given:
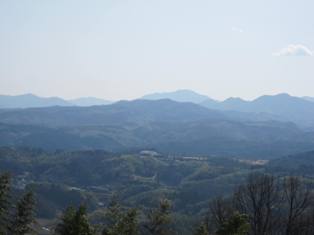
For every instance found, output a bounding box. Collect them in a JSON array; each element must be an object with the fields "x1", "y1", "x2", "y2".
[
  {"x1": 199, "y1": 173, "x2": 314, "y2": 235},
  {"x1": 0, "y1": 173, "x2": 35, "y2": 235},
  {"x1": 1, "y1": 172, "x2": 314, "y2": 235}
]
